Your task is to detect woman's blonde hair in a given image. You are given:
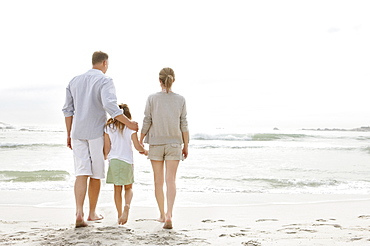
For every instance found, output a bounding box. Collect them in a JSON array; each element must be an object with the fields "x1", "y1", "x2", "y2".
[
  {"x1": 105, "y1": 104, "x2": 132, "y2": 134},
  {"x1": 159, "y1": 67, "x2": 175, "y2": 93}
]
